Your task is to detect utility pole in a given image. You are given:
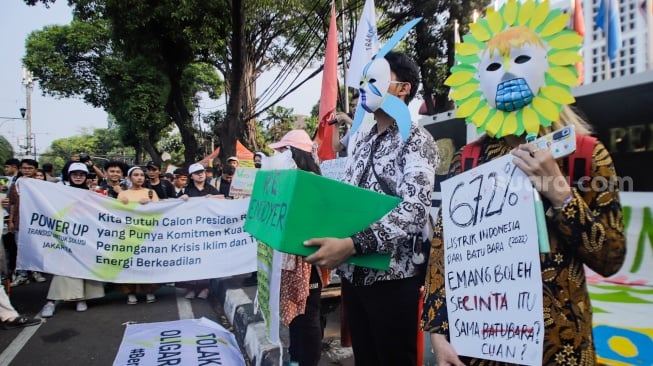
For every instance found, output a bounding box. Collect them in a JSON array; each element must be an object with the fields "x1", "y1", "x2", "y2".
[{"x1": 21, "y1": 67, "x2": 35, "y2": 159}]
